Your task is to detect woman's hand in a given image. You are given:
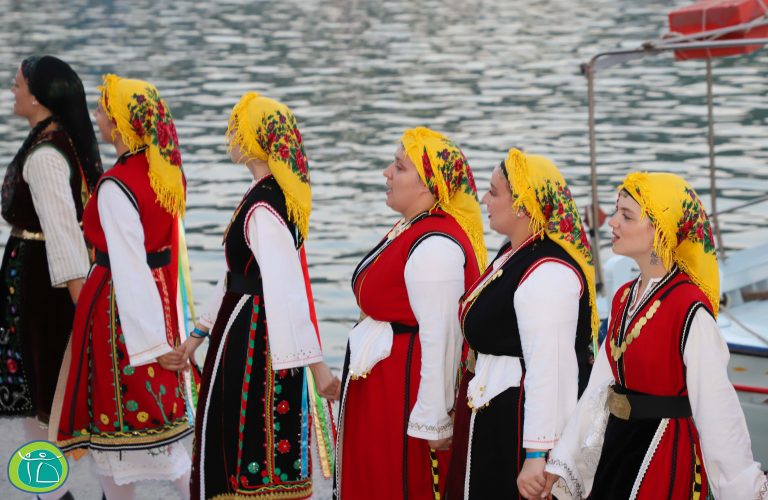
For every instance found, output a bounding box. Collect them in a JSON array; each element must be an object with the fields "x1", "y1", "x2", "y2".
[
  {"x1": 309, "y1": 361, "x2": 341, "y2": 401},
  {"x1": 180, "y1": 336, "x2": 206, "y2": 366},
  {"x1": 542, "y1": 471, "x2": 560, "y2": 499},
  {"x1": 157, "y1": 348, "x2": 187, "y2": 371},
  {"x1": 427, "y1": 437, "x2": 451, "y2": 451},
  {"x1": 517, "y1": 457, "x2": 547, "y2": 499}
]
